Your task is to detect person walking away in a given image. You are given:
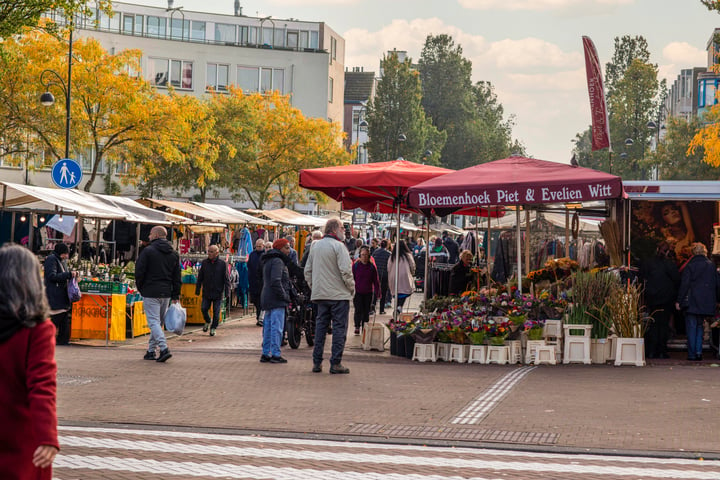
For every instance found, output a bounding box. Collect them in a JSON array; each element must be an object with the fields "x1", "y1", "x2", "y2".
[
  {"x1": 449, "y1": 249, "x2": 477, "y2": 296},
  {"x1": 260, "y1": 238, "x2": 293, "y2": 364},
  {"x1": 196, "y1": 244, "x2": 229, "y2": 337},
  {"x1": 372, "y1": 239, "x2": 392, "y2": 314},
  {"x1": 0, "y1": 245, "x2": 59, "y2": 479},
  {"x1": 43, "y1": 243, "x2": 77, "y2": 345},
  {"x1": 388, "y1": 239, "x2": 416, "y2": 314},
  {"x1": 641, "y1": 242, "x2": 680, "y2": 359},
  {"x1": 305, "y1": 218, "x2": 355, "y2": 374},
  {"x1": 136, "y1": 226, "x2": 181, "y2": 363},
  {"x1": 248, "y1": 239, "x2": 265, "y2": 326},
  {"x1": 675, "y1": 242, "x2": 718, "y2": 361},
  {"x1": 352, "y1": 245, "x2": 380, "y2": 335},
  {"x1": 443, "y1": 231, "x2": 460, "y2": 264}
]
